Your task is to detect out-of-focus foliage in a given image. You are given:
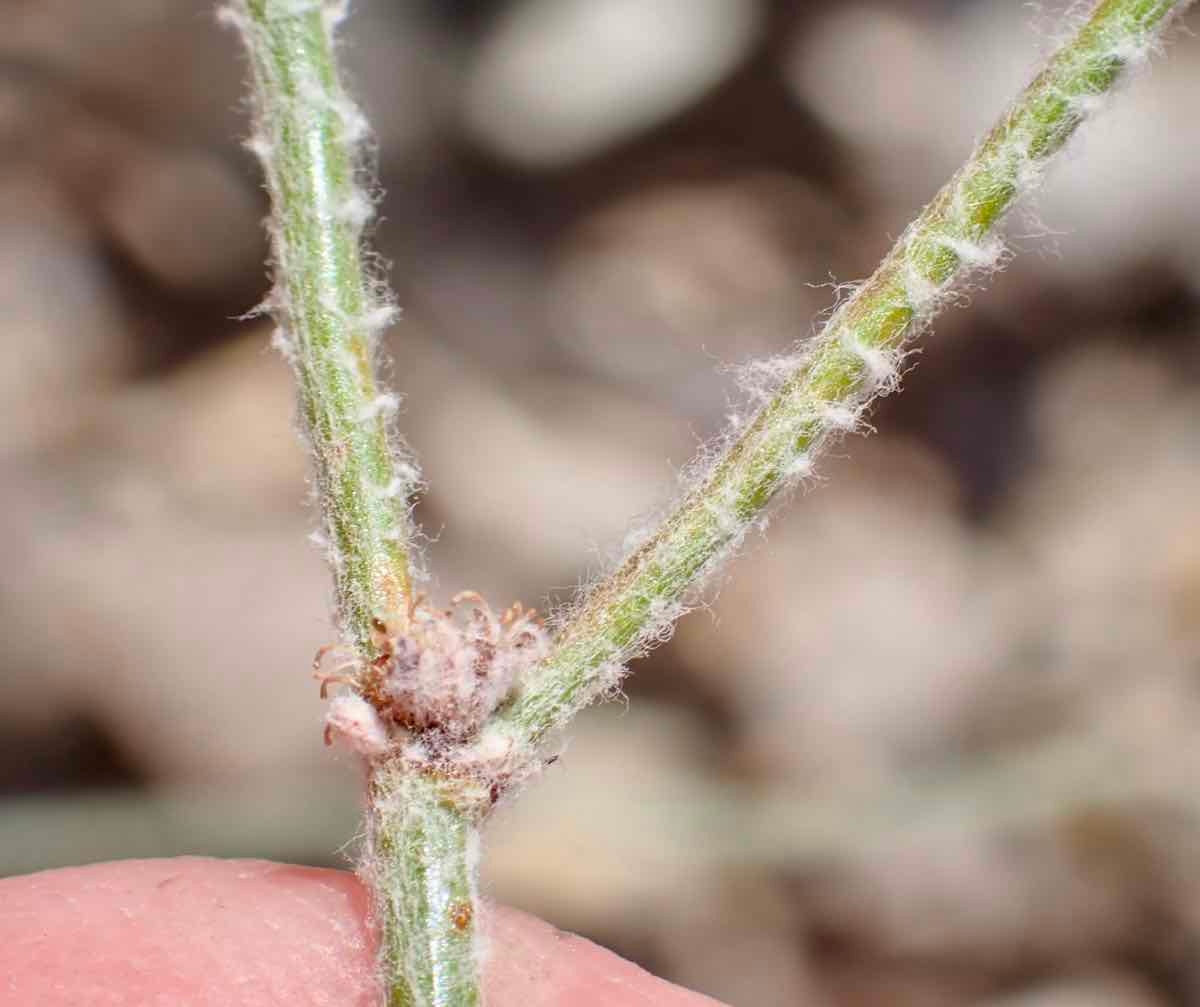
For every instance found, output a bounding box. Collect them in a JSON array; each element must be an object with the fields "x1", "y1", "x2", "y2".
[{"x1": 2, "y1": 2, "x2": 1200, "y2": 1004}]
